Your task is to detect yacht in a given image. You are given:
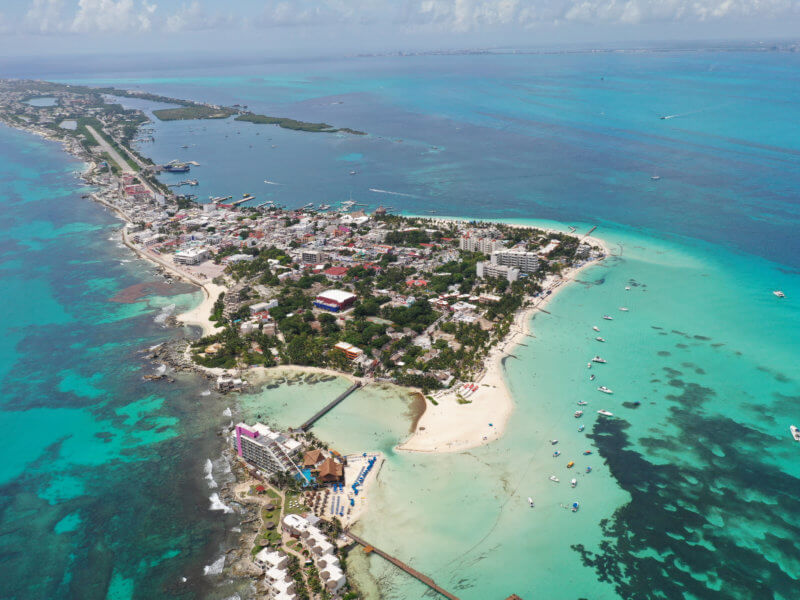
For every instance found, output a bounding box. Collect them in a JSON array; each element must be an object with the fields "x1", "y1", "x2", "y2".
[
  {"x1": 597, "y1": 409, "x2": 614, "y2": 416},
  {"x1": 592, "y1": 326, "x2": 600, "y2": 332},
  {"x1": 603, "y1": 315, "x2": 613, "y2": 320},
  {"x1": 791, "y1": 425, "x2": 800, "y2": 441},
  {"x1": 597, "y1": 386, "x2": 614, "y2": 394},
  {"x1": 570, "y1": 478, "x2": 578, "y2": 488},
  {"x1": 549, "y1": 476, "x2": 560, "y2": 483},
  {"x1": 574, "y1": 410, "x2": 584, "y2": 418},
  {"x1": 595, "y1": 337, "x2": 606, "y2": 342},
  {"x1": 773, "y1": 290, "x2": 786, "y2": 298},
  {"x1": 528, "y1": 497, "x2": 535, "y2": 507},
  {"x1": 619, "y1": 307, "x2": 629, "y2": 312},
  {"x1": 592, "y1": 356, "x2": 607, "y2": 364}
]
